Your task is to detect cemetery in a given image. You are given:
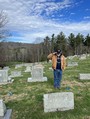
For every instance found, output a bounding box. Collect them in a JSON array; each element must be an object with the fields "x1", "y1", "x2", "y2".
[
  {"x1": 0, "y1": 55, "x2": 90, "y2": 119},
  {"x1": 0, "y1": 0, "x2": 90, "y2": 118}
]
